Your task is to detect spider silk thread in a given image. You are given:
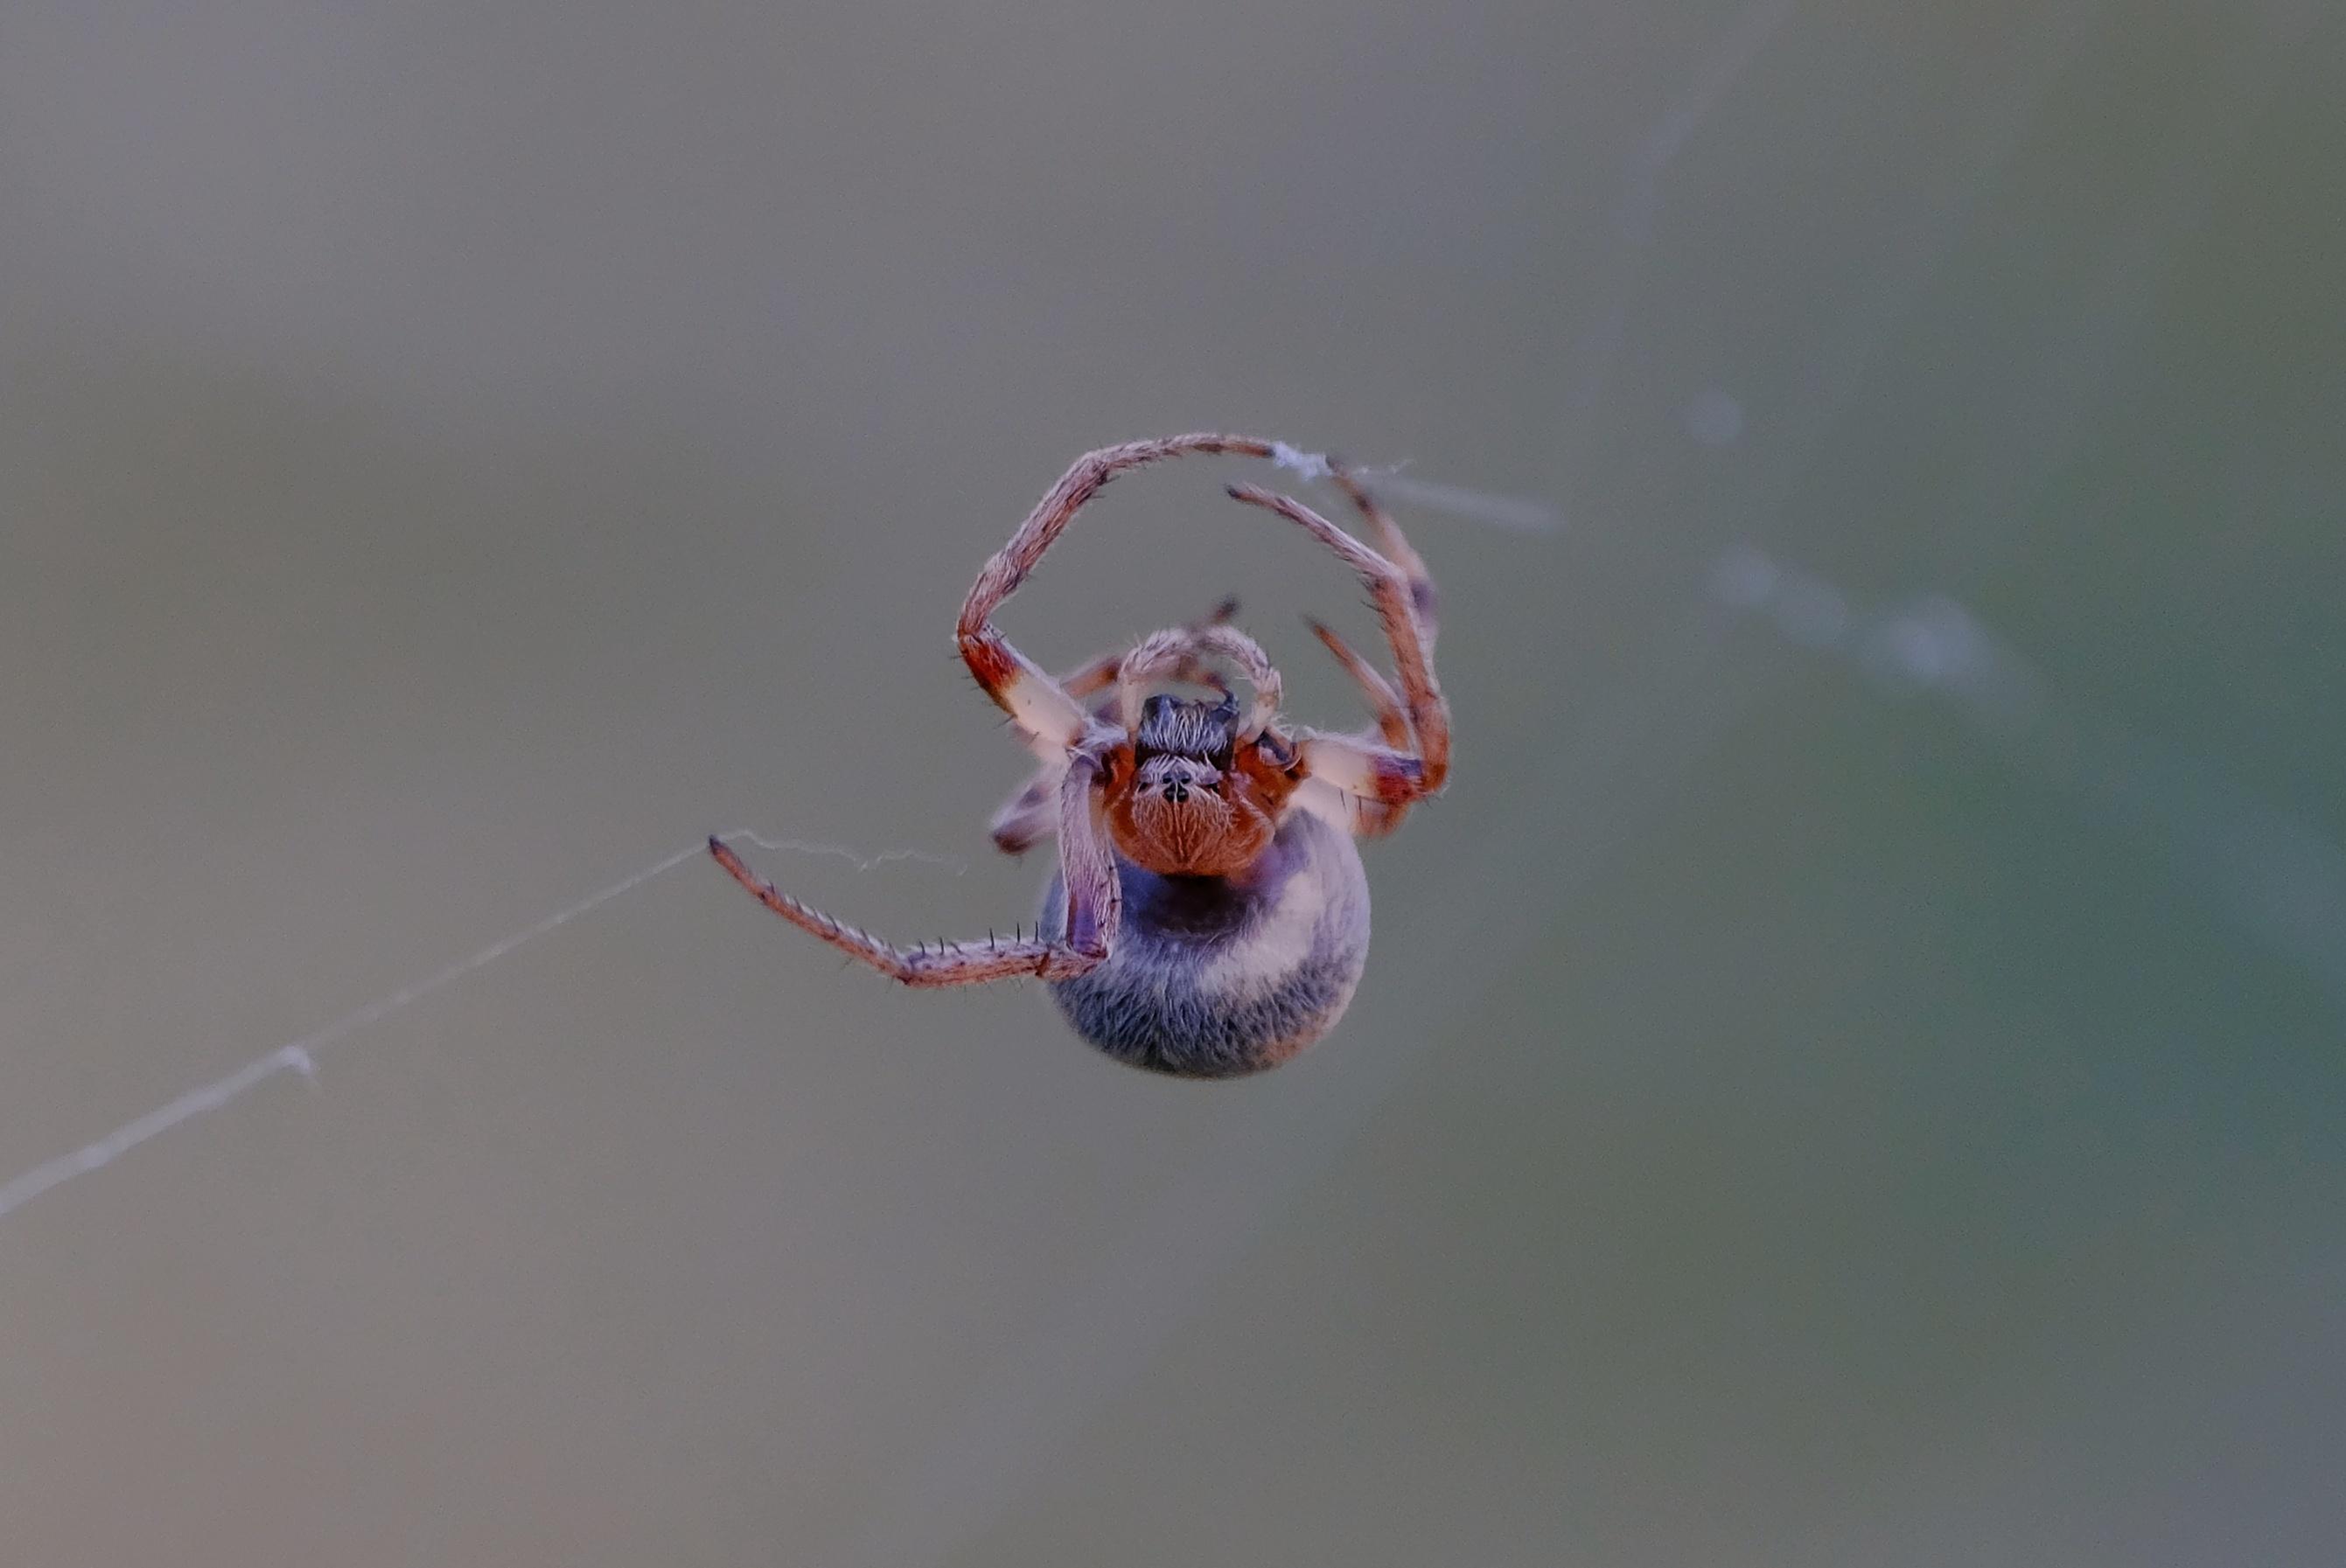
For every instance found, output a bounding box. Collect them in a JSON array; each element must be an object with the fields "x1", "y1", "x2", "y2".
[{"x1": 0, "y1": 833, "x2": 963, "y2": 1225}]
